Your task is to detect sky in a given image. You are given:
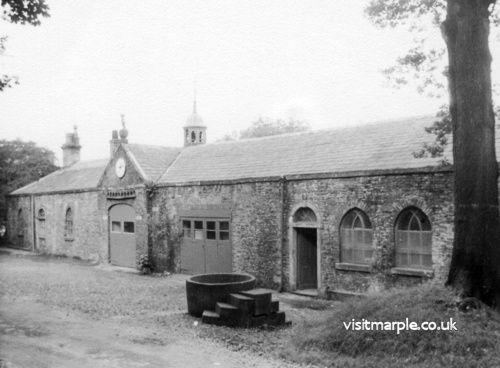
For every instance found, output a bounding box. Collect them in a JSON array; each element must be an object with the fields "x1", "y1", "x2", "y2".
[{"x1": 0, "y1": 0, "x2": 460, "y2": 164}]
